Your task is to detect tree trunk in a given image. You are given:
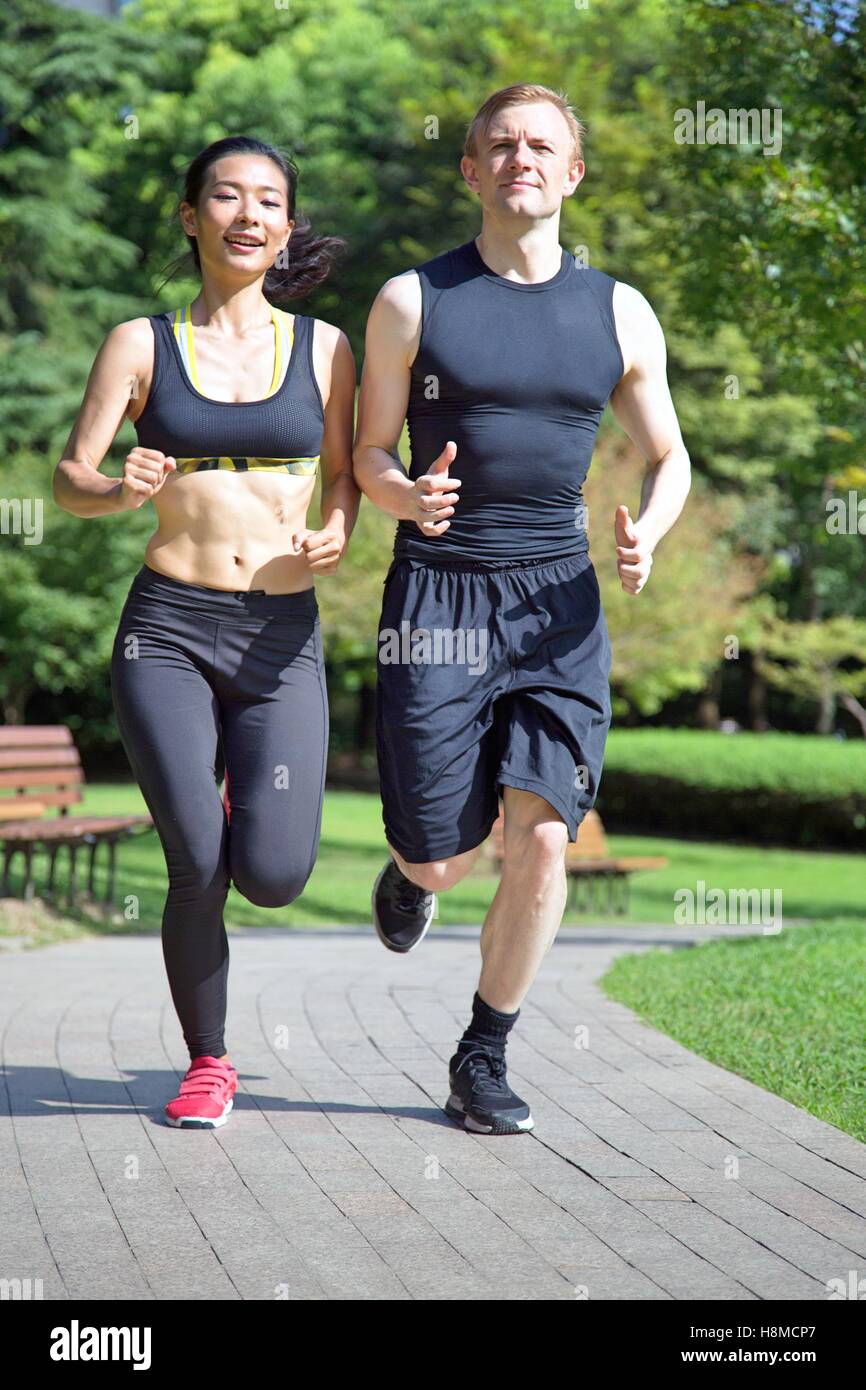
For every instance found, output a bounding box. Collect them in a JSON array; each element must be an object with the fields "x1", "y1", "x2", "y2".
[
  {"x1": 747, "y1": 650, "x2": 769, "y2": 732},
  {"x1": 801, "y1": 540, "x2": 821, "y2": 623},
  {"x1": 2, "y1": 688, "x2": 30, "y2": 725},
  {"x1": 816, "y1": 671, "x2": 836, "y2": 736},
  {"x1": 696, "y1": 666, "x2": 722, "y2": 729},
  {"x1": 840, "y1": 693, "x2": 866, "y2": 739}
]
